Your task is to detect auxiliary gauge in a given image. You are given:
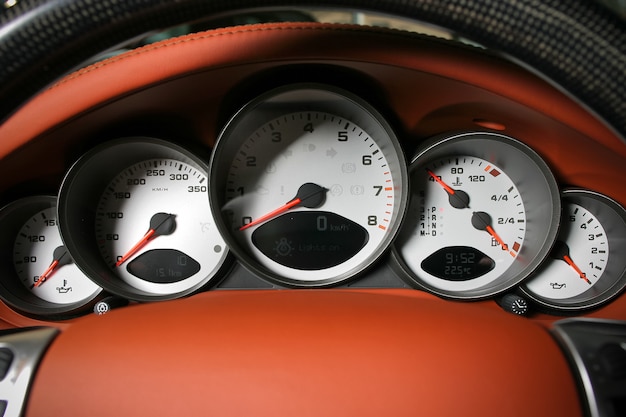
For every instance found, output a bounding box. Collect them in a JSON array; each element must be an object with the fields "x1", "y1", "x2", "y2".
[
  {"x1": 392, "y1": 132, "x2": 560, "y2": 299},
  {"x1": 209, "y1": 84, "x2": 407, "y2": 287},
  {"x1": 58, "y1": 138, "x2": 228, "y2": 301},
  {"x1": 521, "y1": 189, "x2": 626, "y2": 312},
  {"x1": 0, "y1": 196, "x2": 102, "y2": 318}
]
